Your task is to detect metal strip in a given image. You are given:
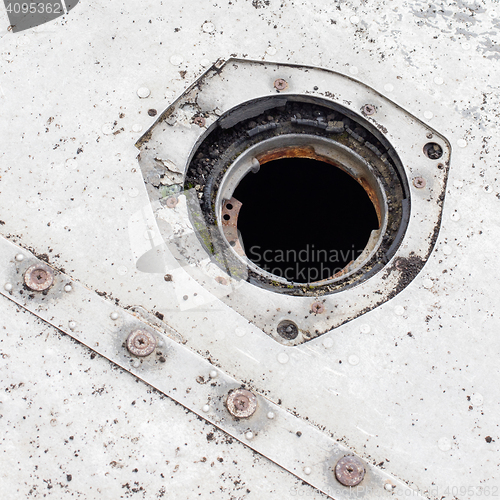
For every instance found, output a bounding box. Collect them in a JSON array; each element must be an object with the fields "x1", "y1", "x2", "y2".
[{"x1": 0, "y1": 236, "x2": 423, "y2": 500}]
